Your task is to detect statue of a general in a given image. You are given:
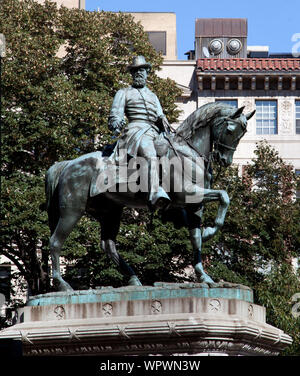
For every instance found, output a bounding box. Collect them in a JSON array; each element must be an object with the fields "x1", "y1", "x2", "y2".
[
  {"x1": 108, "y1": 55, "x2": 171, "y2": 209},
  {"x1": 45, "y1": 53, "x2": 255, "y2": 290}
]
